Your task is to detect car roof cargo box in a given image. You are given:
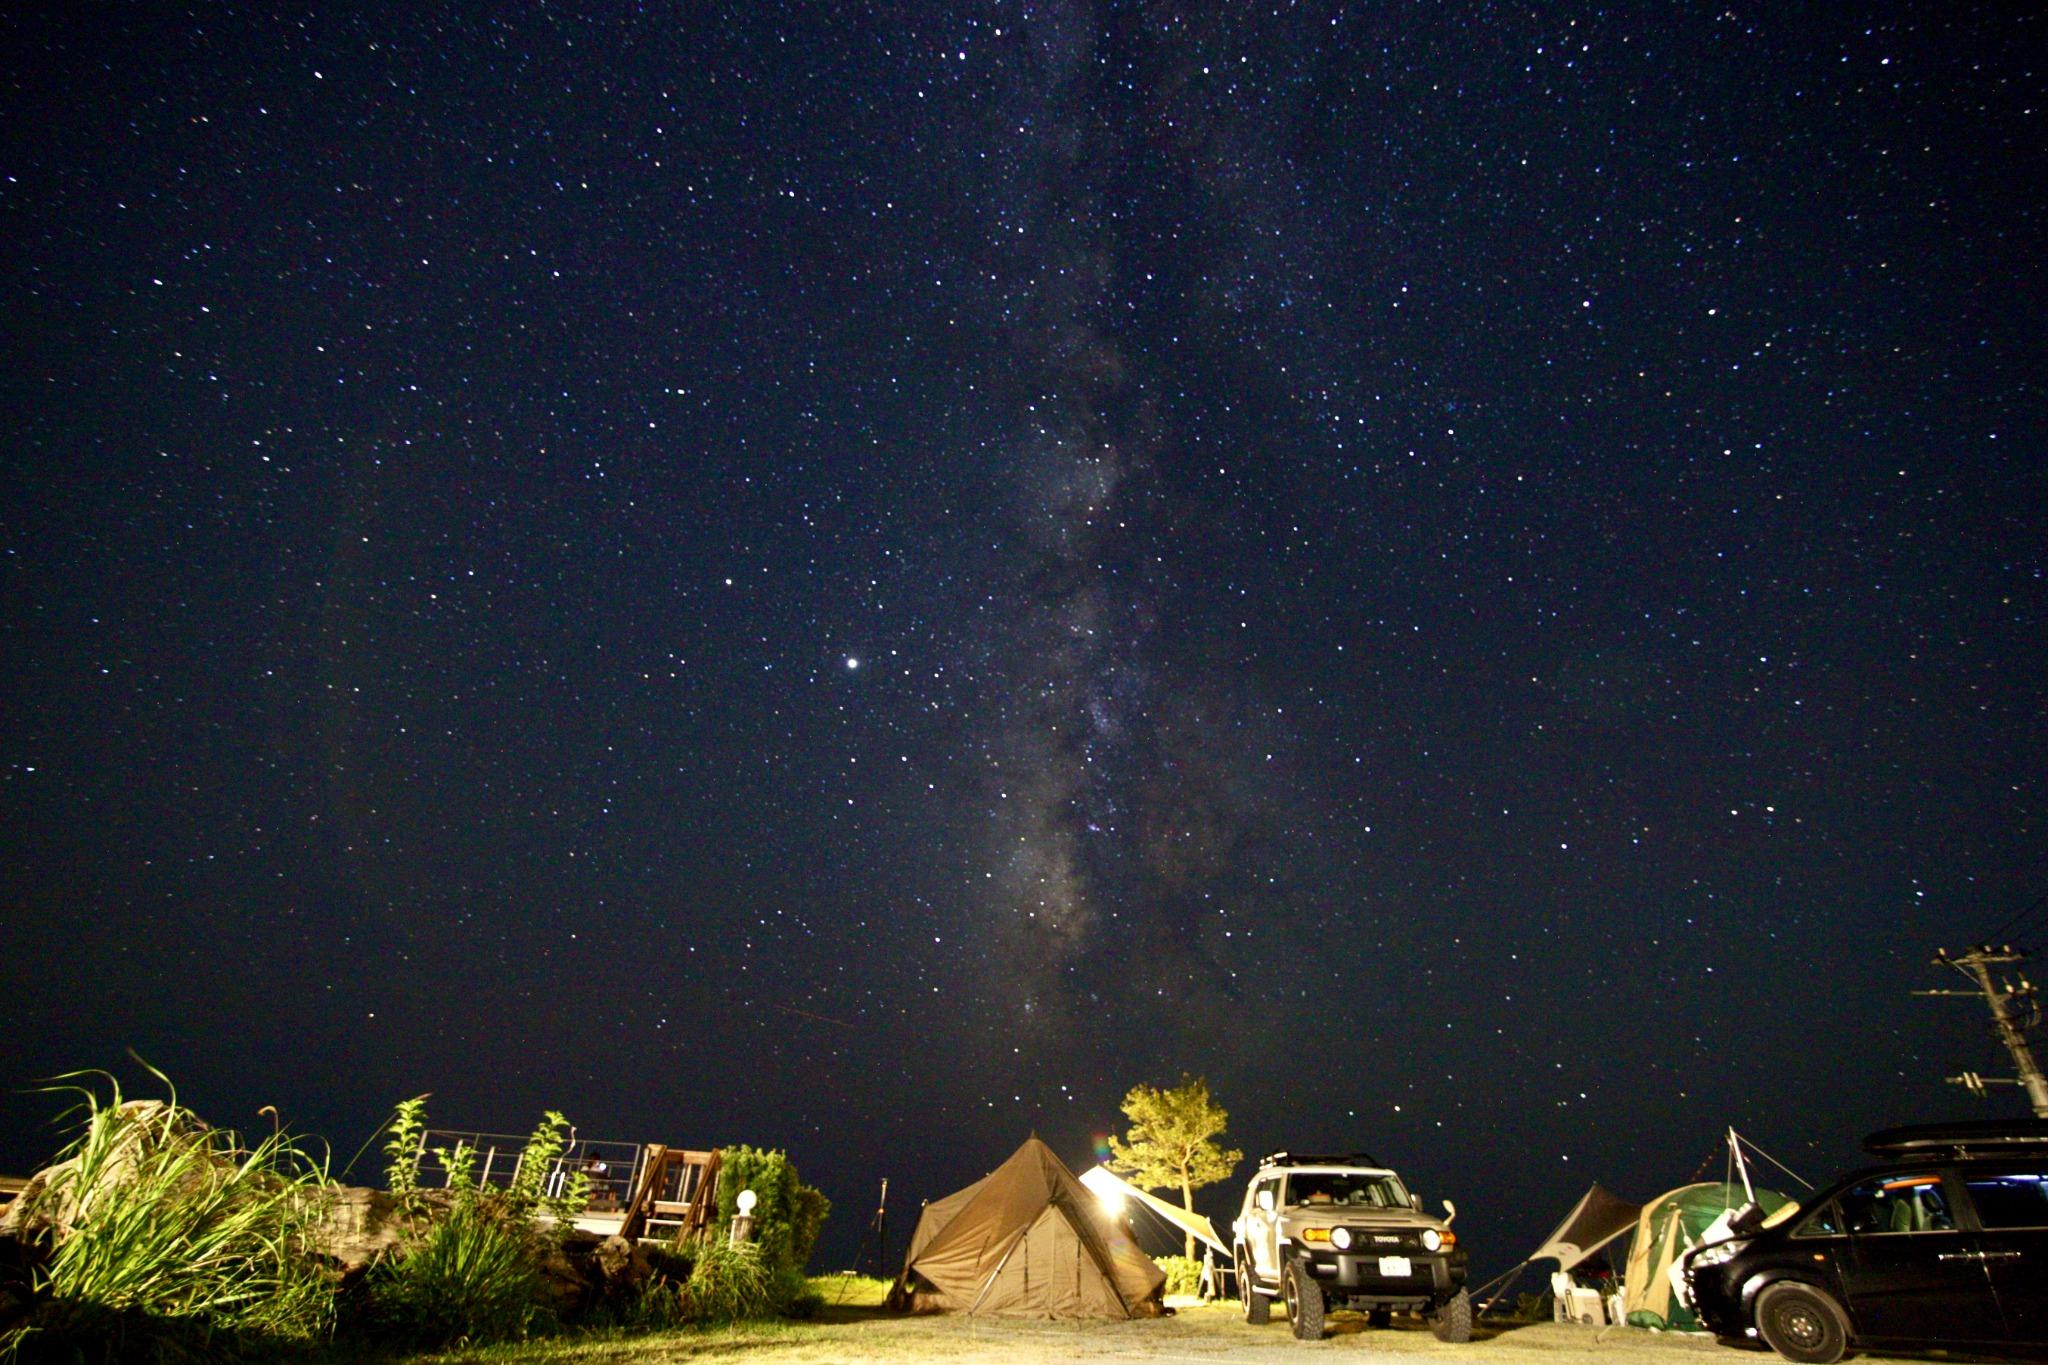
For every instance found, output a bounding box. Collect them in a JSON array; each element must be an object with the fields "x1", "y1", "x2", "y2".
[
  {"x1": 1862, "y1": 1118, "x2": 2048, "y2": 1160},
  {"x1": 1258, "y1": 1150, "x2": 1383, "y2": 1168}
]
